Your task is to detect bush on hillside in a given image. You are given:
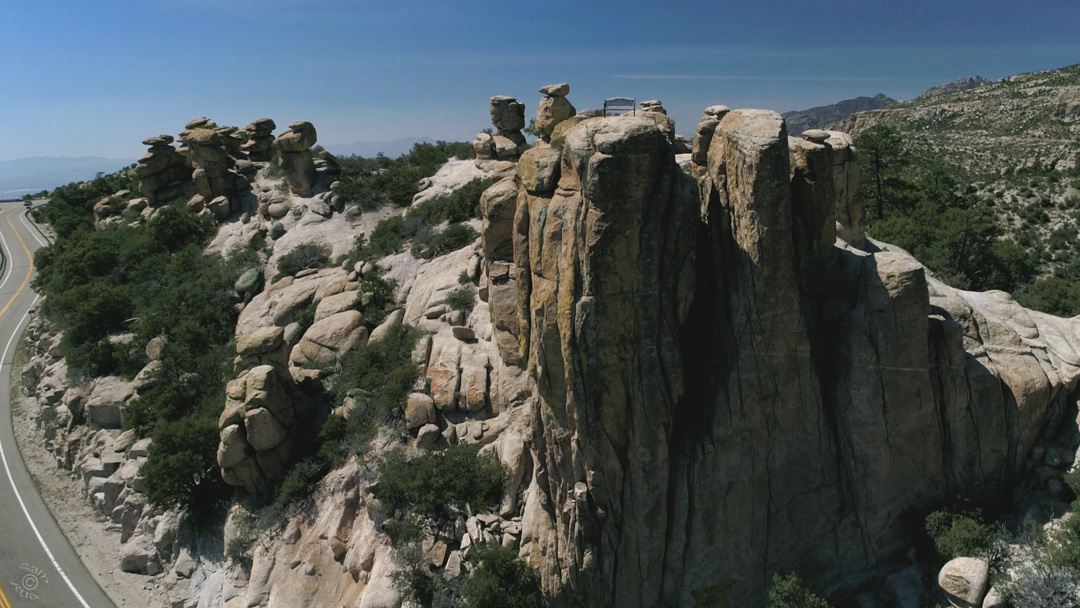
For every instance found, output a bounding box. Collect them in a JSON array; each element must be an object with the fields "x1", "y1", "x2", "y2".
[
  {"x1": 766, "y1": 573, "x2": 831, "y2": 608},
  {"x1": 277, "y1": 242, "x2": 331, "y2": 277},
  {"x1": 35, "y1": 199, "x2": 244, "y2": 515},
  {"x1": 462, "y1": 543, "x2": 543, "y2": 608},
  {"x1": 376, "y1": 444, "x2": 505, "y2": 520},
  {"x1": 445, "y1": 286, "x2": 475, "y2": 315},
  {"x1": 34, "y1": 171, "x2": 137, "y2": 237},
  {"x1": 335, "y1": 141, "x2": 475, "y2": 211},
  {"x1": 412, "y1": 223, "x2": 478, "y2": 260},
  {"x1": 924, "y1": 509, "x2": 1005, "y2": 564},
  {"x1": 319, "y1": 324, "x2": 421, "y2": 465},
  {"x1": 139, "y1": 412, "x2": 229, "y2": 524}
]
